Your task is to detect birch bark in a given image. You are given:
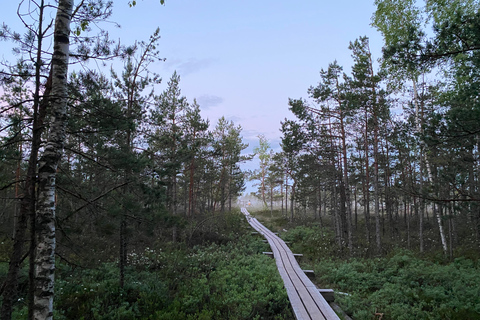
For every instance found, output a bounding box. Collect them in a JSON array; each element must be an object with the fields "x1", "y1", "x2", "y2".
[
  {"x1": 1, "y1": 2, "x2": 49, "y2": 318},
  {"x1": 33, "y1": 1, "x2": 73, "y2": 319},
  {"x1": 412, "y1": 79, "x2": 448, "y2": 255}
]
